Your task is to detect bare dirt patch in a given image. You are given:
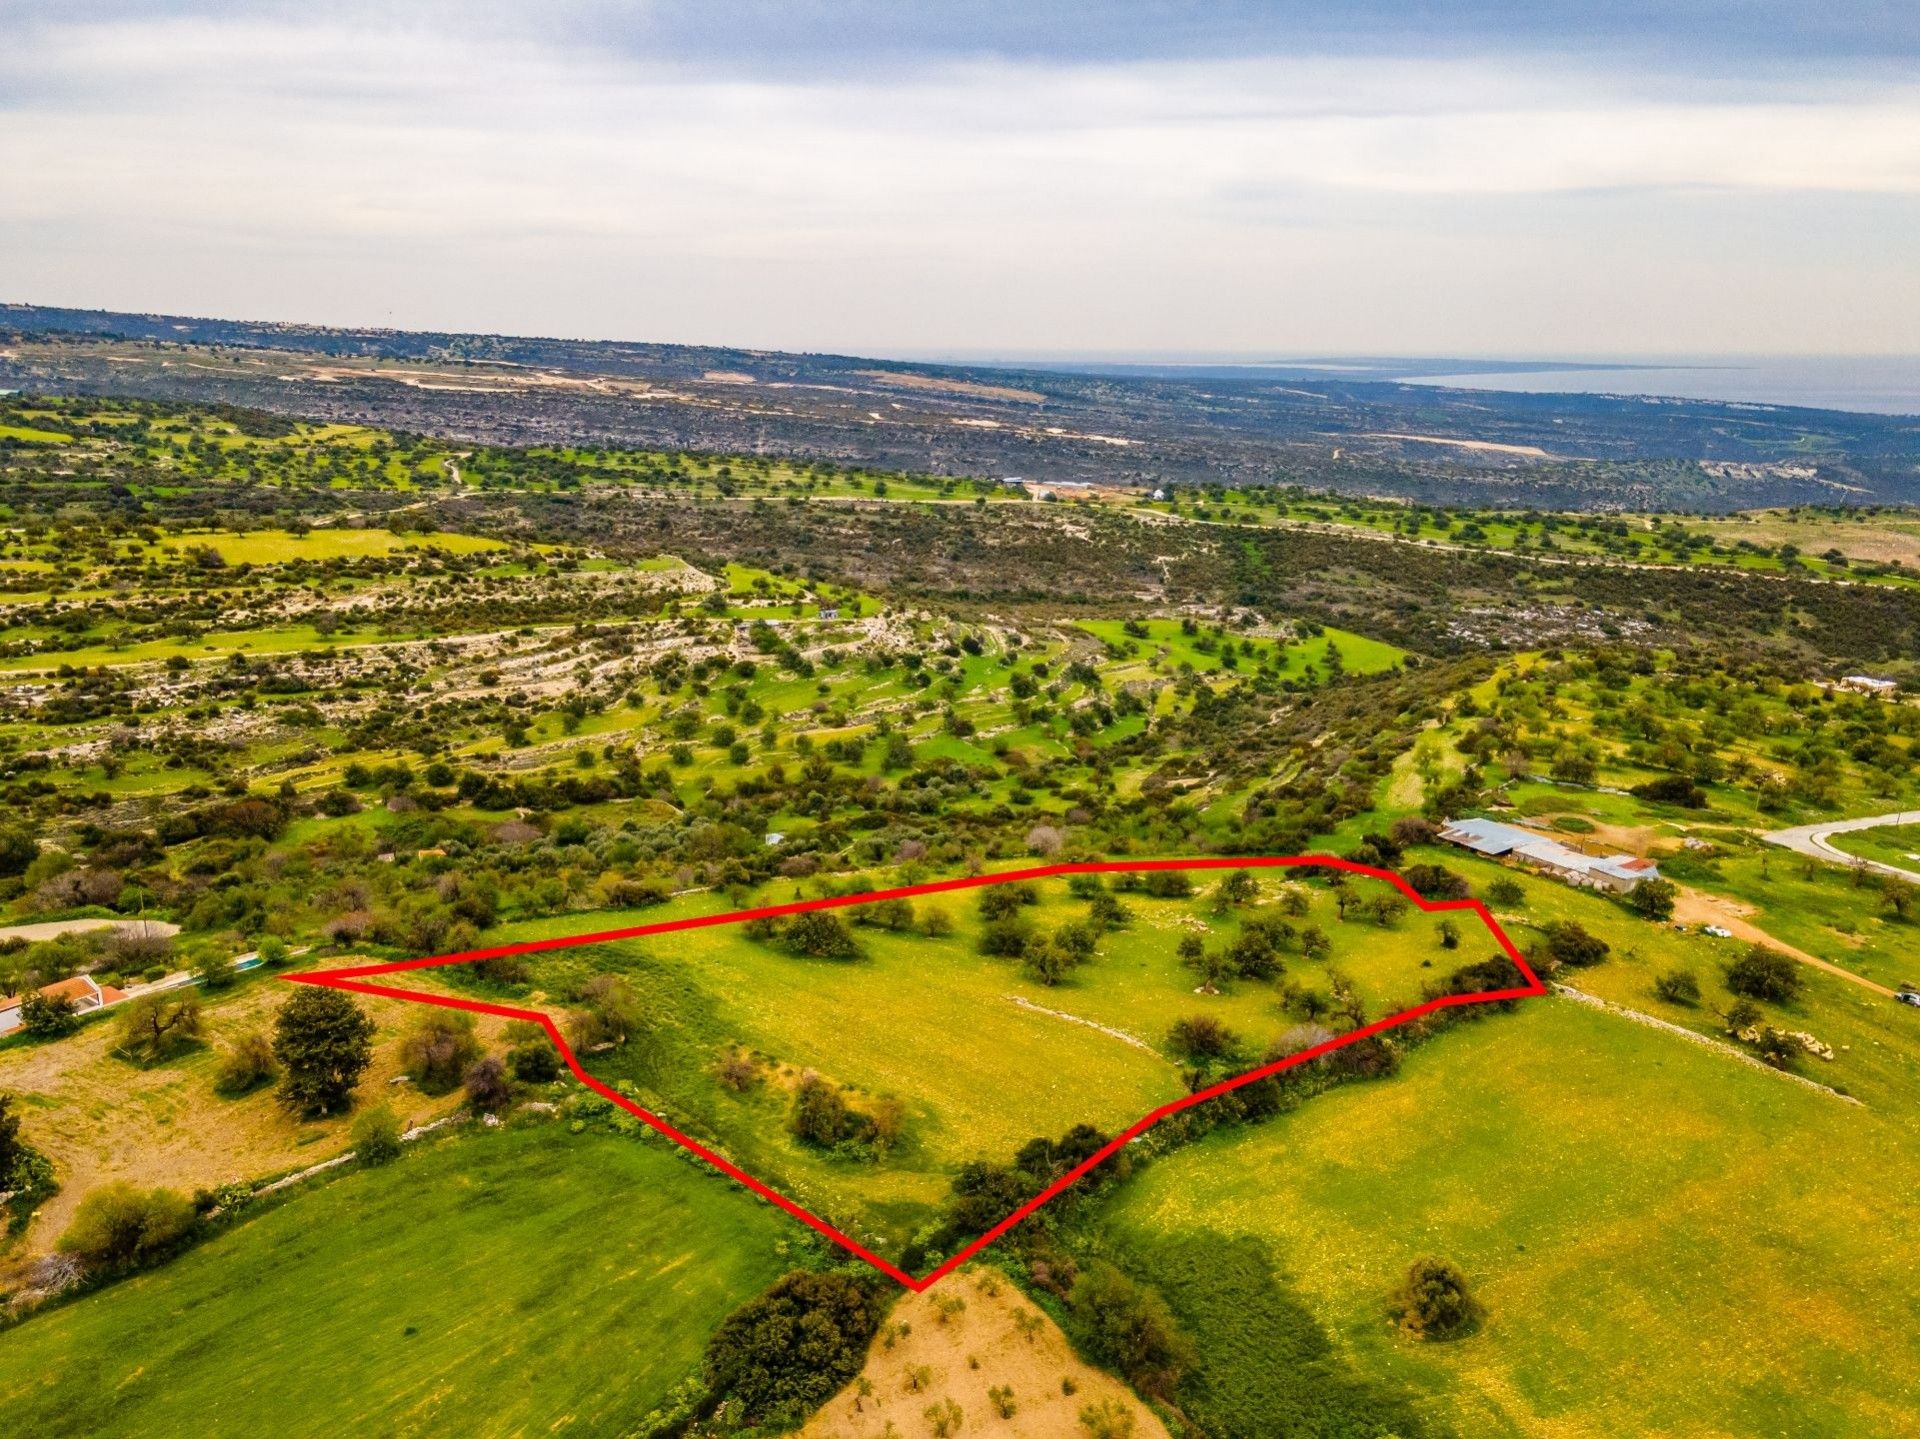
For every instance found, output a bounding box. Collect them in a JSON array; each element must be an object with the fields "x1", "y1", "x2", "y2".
[
  {"x1": 801, "y1": 1272, "x2": 1168, "y2": 1439},
  {"x1": 853, "y1": 371, "x2": 1048, "y2": 405},
  {"x1": 1362, "y1": 432, "x2": 1556, "y2": 458},
  {"x1": 1671, "y1": 888, "x2": 1893, "y2": 998}
]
